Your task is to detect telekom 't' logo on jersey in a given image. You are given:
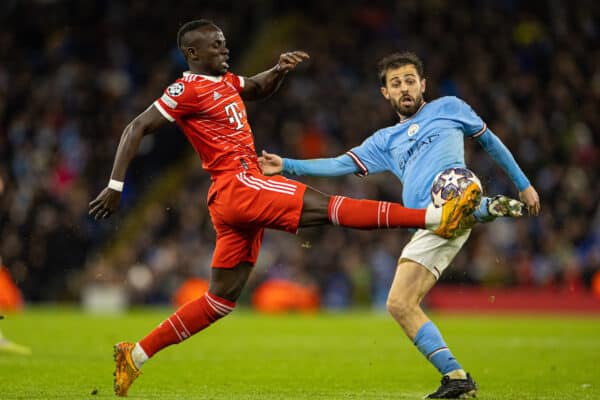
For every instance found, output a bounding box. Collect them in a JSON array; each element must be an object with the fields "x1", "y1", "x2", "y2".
[{"x1": 224, "y1": 102, "x2": 244, "y2": 129}]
